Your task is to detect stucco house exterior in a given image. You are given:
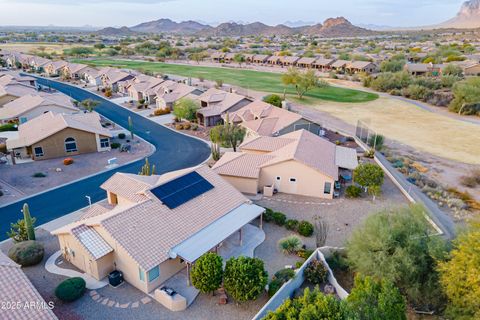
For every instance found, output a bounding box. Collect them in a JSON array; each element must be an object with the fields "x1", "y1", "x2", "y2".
[
  {"x1": 44, "y1": 61, "x2": 68, "y2": 77},
  {"x1": 0, "y1": 93, "x2": 78, "y2": 124},
  {"x1": 0, "y1": 73, "x2": 38, "y2": 106},
  {"x1": 212, "y1": 129, "x2": 358, "y2": 198},
  {"x1": 7, "y1": 111, "x2": 112, "y2": 161},
  {"x1": 51, "y1": 165, "x2": 264, "y2": 295},
  {"x1": 196, "y1": 88, "x2": 252, "y2": 127}
]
